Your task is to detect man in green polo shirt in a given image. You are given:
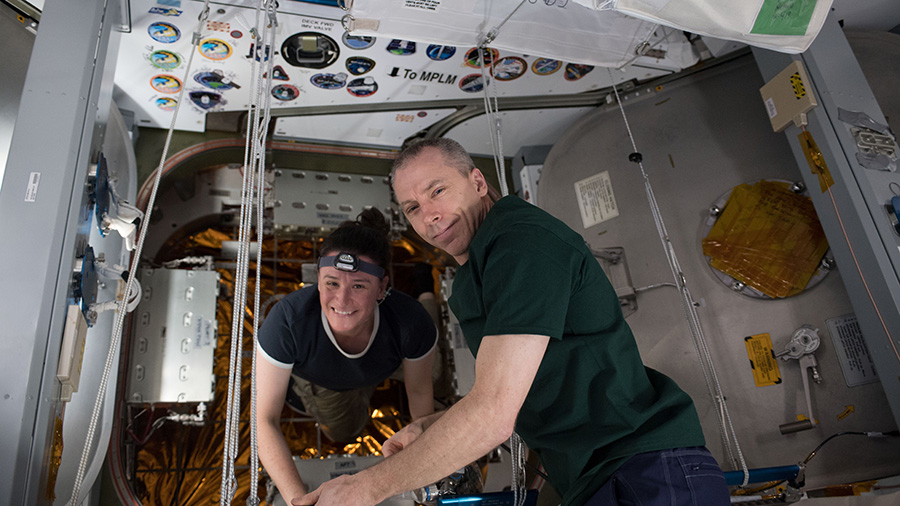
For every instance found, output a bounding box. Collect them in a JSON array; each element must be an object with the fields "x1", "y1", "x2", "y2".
[{"x1": 296, "y1": 138, "x2": 729, "y2": 506}]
